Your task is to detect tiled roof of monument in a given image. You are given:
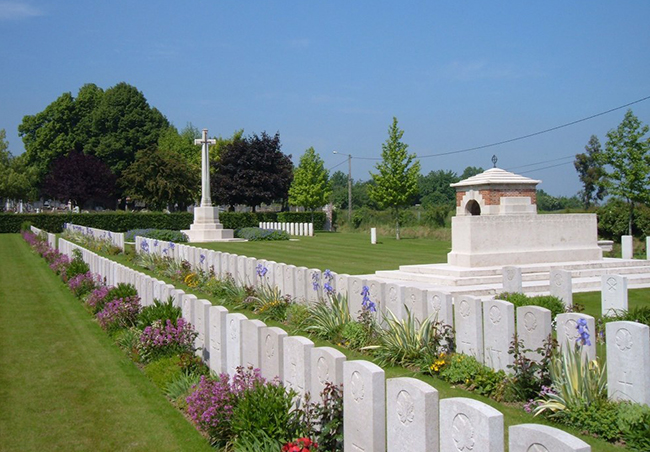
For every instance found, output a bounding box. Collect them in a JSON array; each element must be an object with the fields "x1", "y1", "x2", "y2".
[{"x1": 450, "y1": 167, "x2": 541, "y2": 188}]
